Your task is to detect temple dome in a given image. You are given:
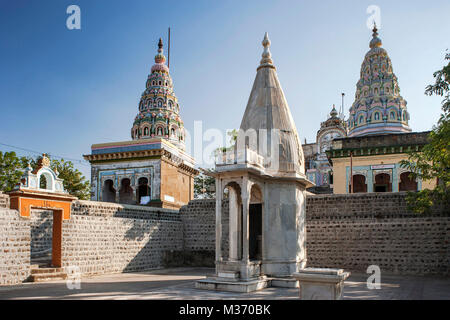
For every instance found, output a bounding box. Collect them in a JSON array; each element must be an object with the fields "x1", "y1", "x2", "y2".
[
  {"x1": 239, "y1": 33, "x2": 305, "y2": 175},
  {"x1": 131, "y1": 38, "x2": 185, "y2": 150},
  {"x1": 347, "y1": 26, "x2": 412, "y2": 137}
]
